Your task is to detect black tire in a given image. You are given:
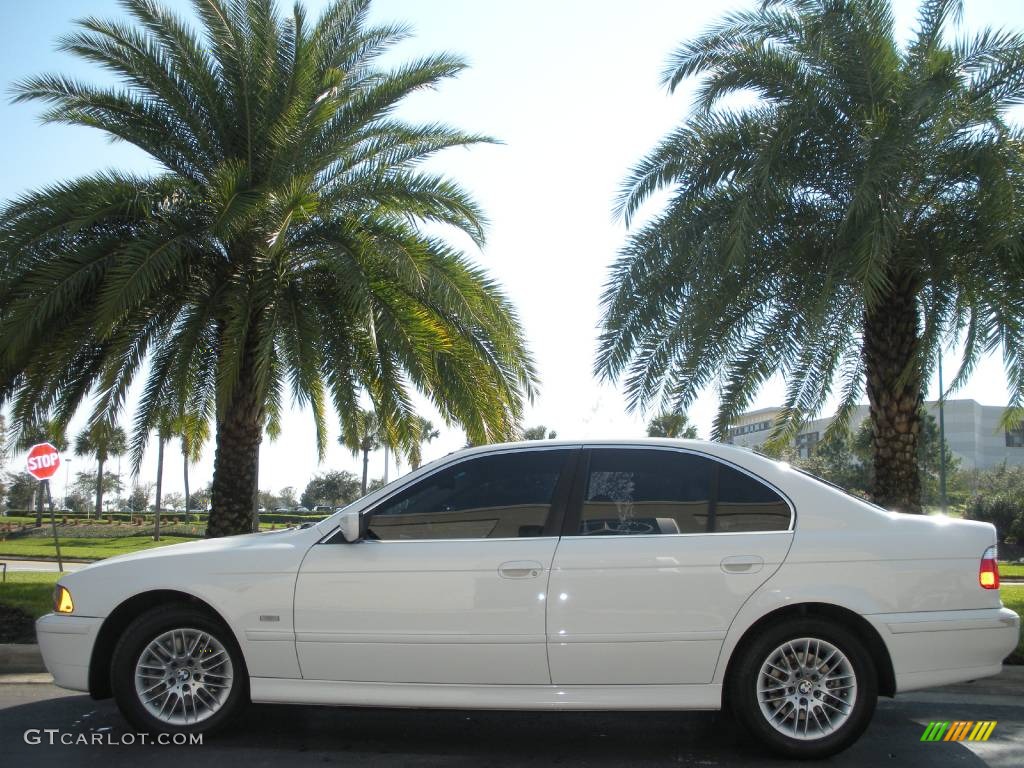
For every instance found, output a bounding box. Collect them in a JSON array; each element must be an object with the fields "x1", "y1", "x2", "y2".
[
  {"x1": 727, "y1": 618, "x2": 878, "y2": 759},
  {"x1": 111, "y1": 604, "x2": 248, "y2": 734}
]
